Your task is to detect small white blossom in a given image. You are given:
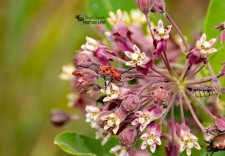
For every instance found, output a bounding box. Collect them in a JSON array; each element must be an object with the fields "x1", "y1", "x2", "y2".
[
  {"x1": 140, "y1": 131, "x2": 161, "y2": 153},
  {"x1": 66, "y1": 93, "x2": 78, "y2": 107},
  {"x1": 196, "y1": 33, "x2": 217, "y2": 55},
  {"x1": 95, "y1": 128, "x2": 111, "y2": 145},
  {"x1": 110, "y1": 145, "x2": 129, "y2": 156},
  {"x1": 131, "y1": 107, "x2": 165, "y2": 131},
  {"x1": 101, "y1": 83, "x2": 120, "y2": 102},
  {"x1": 59, "y1": 64, "x2": 75, "y2": 81},
  {"x1": 180, "y1": 134, "x2": 201, "y2": 156},
  {"x1": 81, "y1": 36, "x2": 98, "y2": 52},
  {"x1": 101, "y1": 113, "x2": 121, "y2": 134},
  {"x1": 125, "y1": 45, "x2": 149, "y2": 67},
  {"x1": 85, "y1": 106, "x2": 100, "y2": 128},
  {"x1": 151, "y1": 20, "x2": 172, "y2": 41},
  {"x1": 107, "y1": 9, "x2": 130, "y2": 25},
  {"x1": 130, "y1": 9, "x2": 146, "y2": 24}
]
